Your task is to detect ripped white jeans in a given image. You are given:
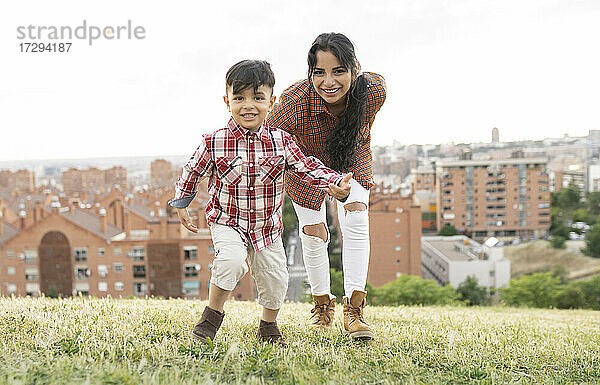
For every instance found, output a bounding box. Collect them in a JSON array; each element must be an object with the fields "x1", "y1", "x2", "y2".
[{"x1": 292, "y1": 178, "x2": 370, "y2": 298}]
